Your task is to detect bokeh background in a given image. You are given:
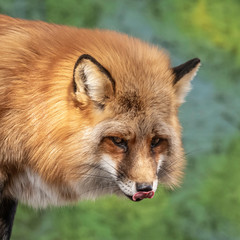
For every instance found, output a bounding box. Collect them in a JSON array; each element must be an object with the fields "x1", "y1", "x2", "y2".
[{"x1": 1, "y1": 0, "x2": 240, "y2": 239}]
